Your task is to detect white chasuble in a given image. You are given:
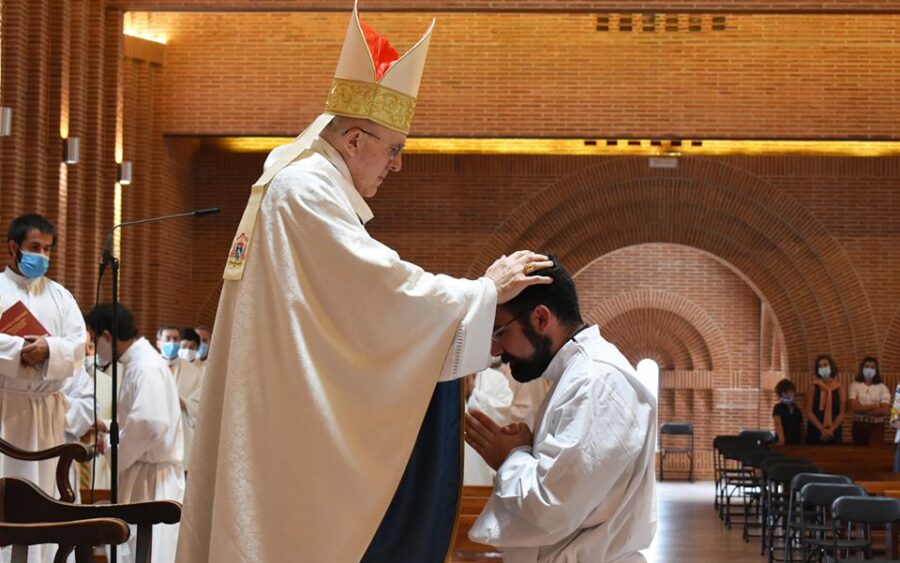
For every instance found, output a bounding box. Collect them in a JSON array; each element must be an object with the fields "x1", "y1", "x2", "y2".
[{"x1": 177, "y1": 137, "x2": 496, "y2": 562}]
